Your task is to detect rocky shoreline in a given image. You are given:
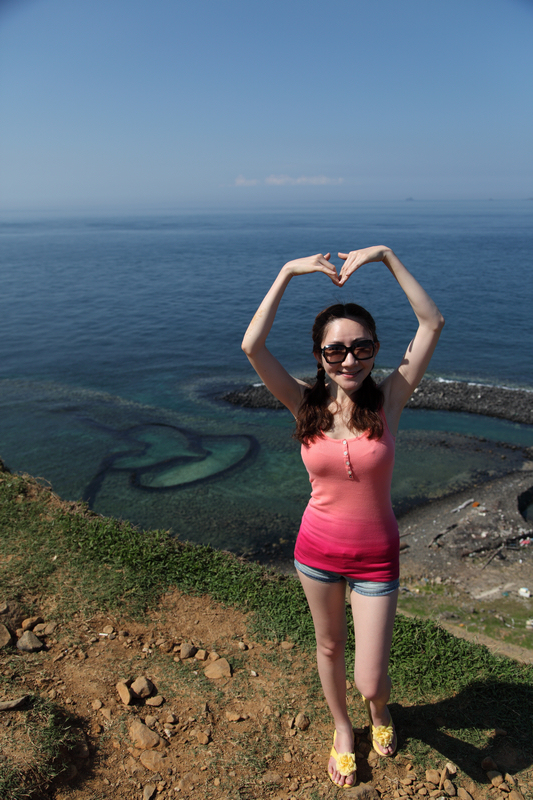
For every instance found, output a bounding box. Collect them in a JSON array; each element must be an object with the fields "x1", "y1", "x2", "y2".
[{"x1": 221, "y1": 377, "x2": 533, "y2": 425}]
